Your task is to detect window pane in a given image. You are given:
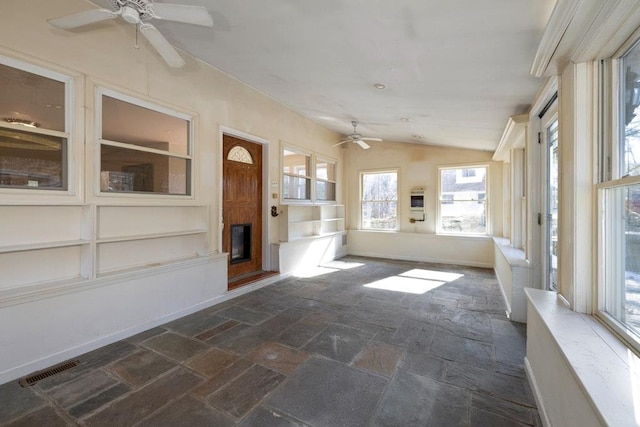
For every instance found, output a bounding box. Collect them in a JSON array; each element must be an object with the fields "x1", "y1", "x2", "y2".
[
  {"x1": 602, "y1": 183, "x2": 640, "y2": 339},
  {"x1": 362, "y1": 172, "x2": 397, "y2": 201},
  {"x1": 441, "y1": 201, "x2": 486, "y2": 233},
  {"x1": 101, "y1": 145, "x2": 189, "y2": 194},
  {"x1": 102, "y1": 95, "x2": 189, "y2": 156},
  {"x1": 622, "y1": 44, "x2": 640, "y2": 176},
  {"x1": 440, "y1": 167, "x2": 487, "y2": 234},
  {"x1": 316, "y1": 180, "x2": 336, "y2": 201},
  {"x1": 283, "y1": 149, "x2": 310, "y2": 177},
  {"x1": 0, "y1": 63, "x2": 65, "y2": 132},
  {"x1": 283, "y1": 175, "x2": 310, "y2": 200},
  {"x1": 316, "y1": 160, "x2": 335, "y2": 181},
  {"x1": 361, "y1": 172, "x2": 397, "y2": 230},
  {"x1": 362, "y1": 201, "x2": 397, "y2": 230},
  {"x1": 442, "y1": 167, "x2": 486, "y2": 192},
  {"x1": 0, "y1": 127, "x2": 65, "y2": 189}
]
